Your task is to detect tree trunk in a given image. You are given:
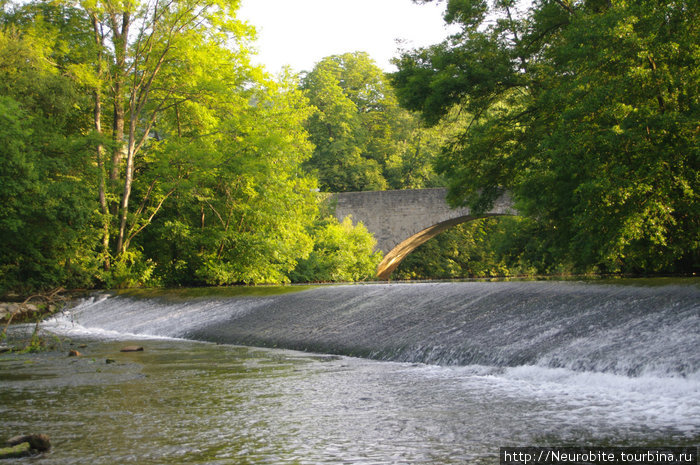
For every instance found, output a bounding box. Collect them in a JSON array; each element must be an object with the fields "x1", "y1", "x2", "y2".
[
  {"x1": 110, "y1": 84, "x2": 125, "y2": 184},
  {"x1": 94, "y1": 89, "x2": 111, "y2": 270},
  {"x1": 92, "y1": 13, "x2": 110, "y2": 271},
  {"x1": 116, "y1": 124, "x2": 137, "y2": 255},
  {"x1": 109, "y1": 10, "x2": 131, "y2": 256},
  {"x1": 109, "y1": 11, "x2": 130, "y2": 219}
]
